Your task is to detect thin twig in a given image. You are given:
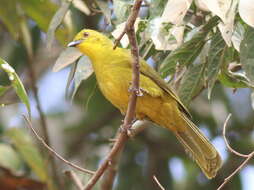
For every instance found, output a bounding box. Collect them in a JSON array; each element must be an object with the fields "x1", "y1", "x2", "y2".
[
  {"x1": 101, "y1": 120, "x2": 150, "y2": 190},
  {"x1": 23, "y1": 115, "x2": 95, "y2": 175},
  {"x1": 65, "y1": 170, "x2": 84, "y2": 190},
  {"x1": 113, "y1": 0, "x2": 142, "y2": 49},
  {"x1": 100, "y1": 153, "x2": 118, "y2": 190},
  {"x1": 101, "y1": 120, "x2": 148, "y2": 190},
  {"x1": 222, "y1": 114, "x2": 249, "y2": 158},
  {"x1": 27, "y1": 57, "x2": 51, "y2": 151},
  {"x1": 153, "y1": 175, "x2": 165, "y2": 190},
  {"x1": 217, "y1": 114, "x2": 254, "y2": 190},
  {"x1": 113, "y1": 32, "x2": 126, "y2": 49},
  {"x1": 26, "y1": 53, "x2": 61, "y2": 186},
  {"x1": 83, "y1": 132, "x2": 128, "y2": 190},
  {"x1": 217, "y1": 152, "x2": 254, "y2": 190},
  {"x1": 83, "y1": 1, "x2": 143, "y2": 189}
]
